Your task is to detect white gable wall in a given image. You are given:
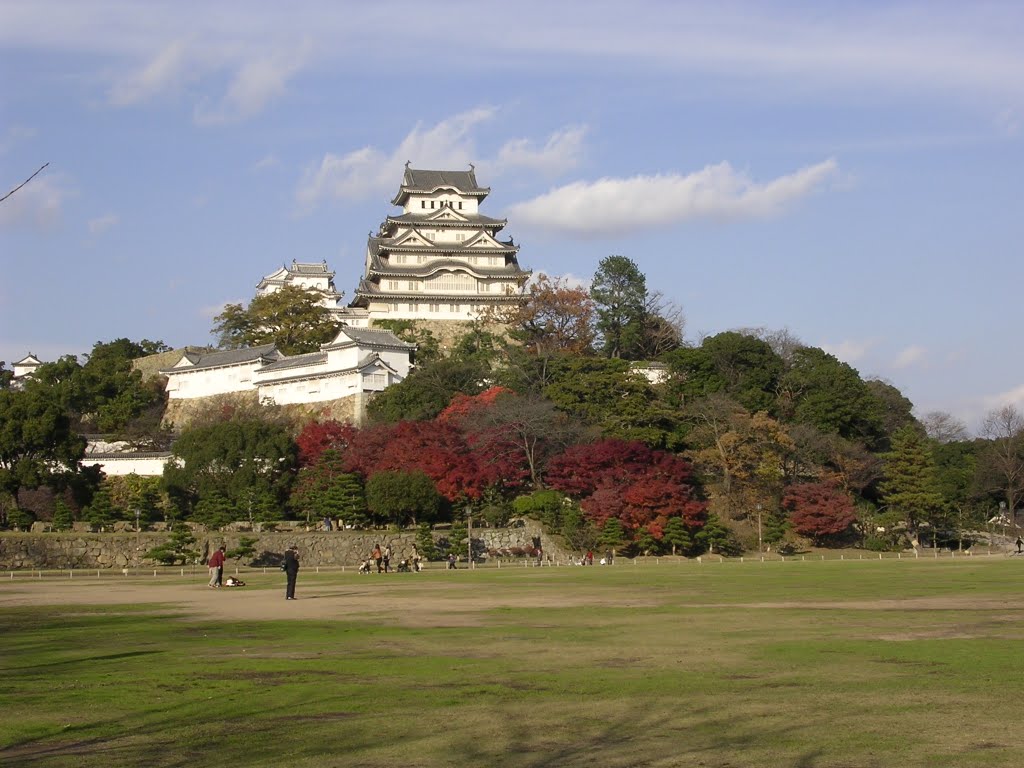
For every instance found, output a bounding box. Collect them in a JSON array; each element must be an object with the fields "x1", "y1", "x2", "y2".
[{"x1": 165, "y1": 361, "x2": 264, "y2": 399}]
